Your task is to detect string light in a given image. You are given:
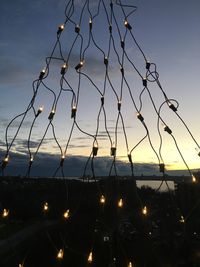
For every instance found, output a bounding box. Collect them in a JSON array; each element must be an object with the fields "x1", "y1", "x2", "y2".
[
  {"x1": 124, "y1": 20, "x2": 132, "y2": 30},
  {"x1": 110, "y1": 146, "x2": 116, "y2": 156},
  {"x1": 89, "y1": 17, "x2": 93, "y2": 30},
  {"x1": 60, "y1": 154, "x2": 65, "y2": 167},
  {"x1": 39, "y1": 69, "x2": 45, "y2": 80},
  {"x1": 164, "y1": 125, "x2": 172, "y2": 135},
  {"x1": 57, "y1": 249, "x2": 64, "y2": 259},
  {"x1": 117, "y1": 101, "x2": 121, "y2": 111},
  {"x1": 61, "y1": 63, "x2": 67, "y2": 75},
  {"x1": 75, "y1": 24, "x2": 80, "y2": 33},
  {"x1": 159, "y1": 163, "x2": 165, "y2": 173},
  {"x1": 192, "y1": 174, "x2": 197, "y2": 183},
  {"x1": 142, "y1": 206, "x2": 147, "y2": 216},
  {"x1": 88, "y1": 251, "x2": 93, "y2": 263},
  {"x1": 75, "y1": 60, "x2": 84, "y2": 70},
  {"x1": 146, "y1": 61, "x2": 151, "y2": 70},
  {"x1": 118, "y1": 198, "x2": 123, "y2": 208},
  {"x1": 142, "y1": 77, "x2": 147, "y2": 87},
  {"x1": 48, "y1": 109, "x2": 55, "y2": 120},
  {"x1": 100, "y1": 195, "x2": 106, "y2": 205},
  {"x1": 137, "y1": 113, "x2": 144, "y2": 122},
  {"x1": 71, "y1": 105, "x2": 77, "y2": 119},
  {"x1": 2, "y1": 155, "x2": 9, "y2": 169},
  {"x1": 2, "y1": 1, "x2": 200, "y2": 265},
  {"x1": 180, "y1": 215, "x2": 185, "y2": 223},
  {"x1": 63, "y1": 209, "x2": 70, "y2": 219},
  {"x1": 2, "y1": 208, "x2": 9, "y2": 218},
  {"x1": 43, "y1": 202, "x2": 49, "y2": 212},
  {"x1": 57, "y1": 24, "x2": 64, "y2": 34},
  {"x1": 92, "y1": 143, "x2": 98, "y2": 156}
]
